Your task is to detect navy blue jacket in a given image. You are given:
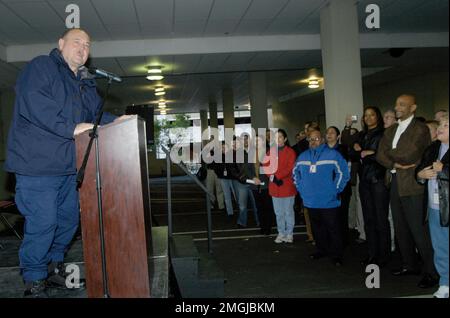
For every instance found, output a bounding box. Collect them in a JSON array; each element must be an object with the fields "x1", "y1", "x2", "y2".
[
  {"x1": 293, "y1": 144, "x2": 350, "y2": 209},
  {"x1": 4, "y1": 48, "x2": 116, "y2": 176}
]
